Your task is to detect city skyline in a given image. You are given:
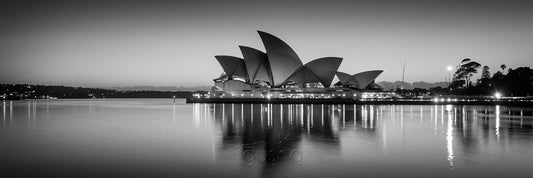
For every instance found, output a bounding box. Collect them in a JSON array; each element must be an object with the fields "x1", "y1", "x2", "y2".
[{"x1": 1, "y1": 0, "x2": 532, "y2": 87}]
